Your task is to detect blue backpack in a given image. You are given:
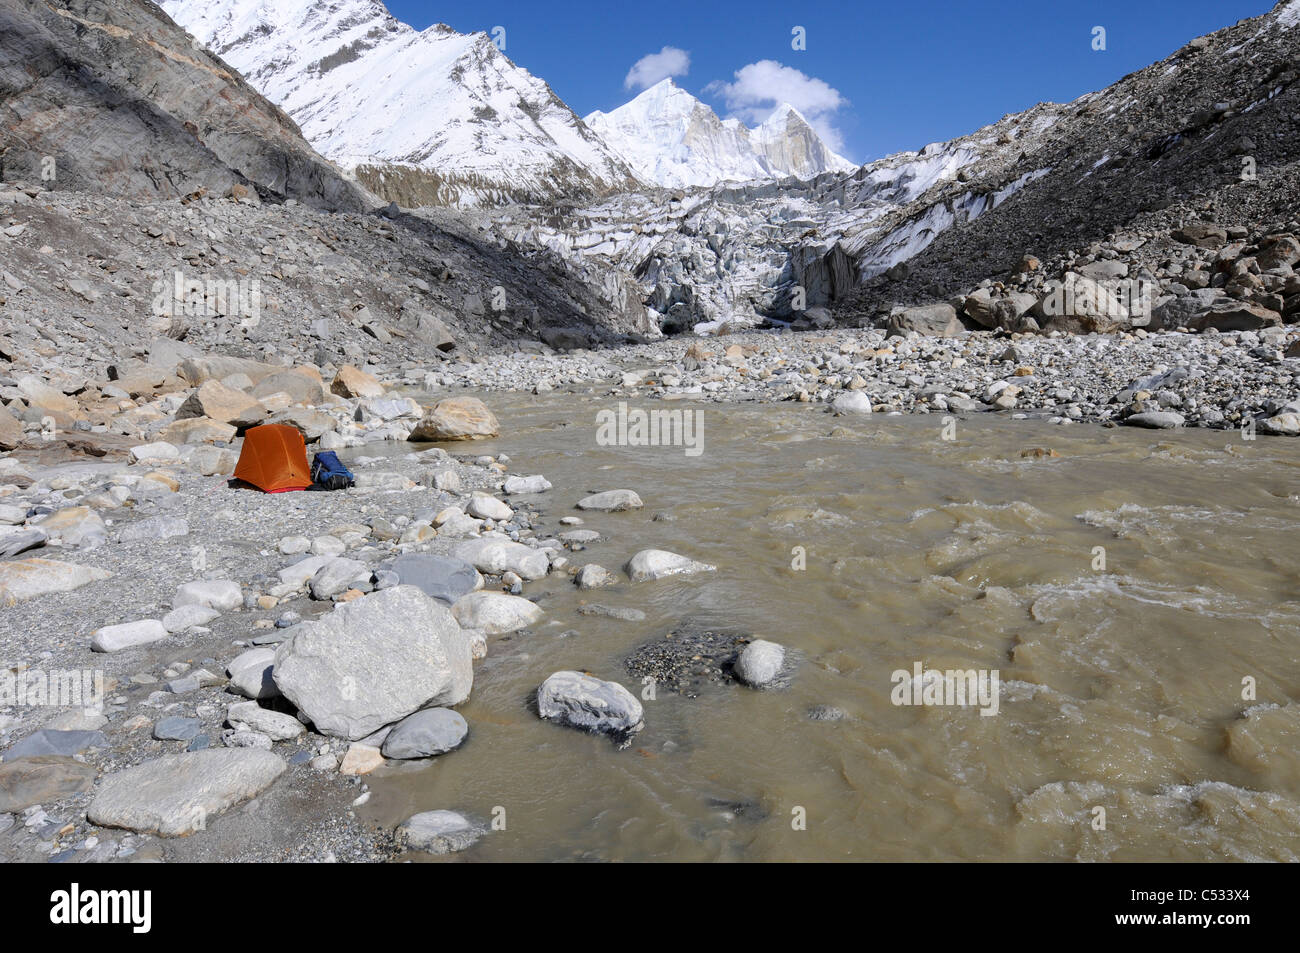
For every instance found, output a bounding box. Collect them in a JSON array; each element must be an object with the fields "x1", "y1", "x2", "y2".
[{"x1": 310, "y1": 451, "x2": 355, "y2": 491}]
